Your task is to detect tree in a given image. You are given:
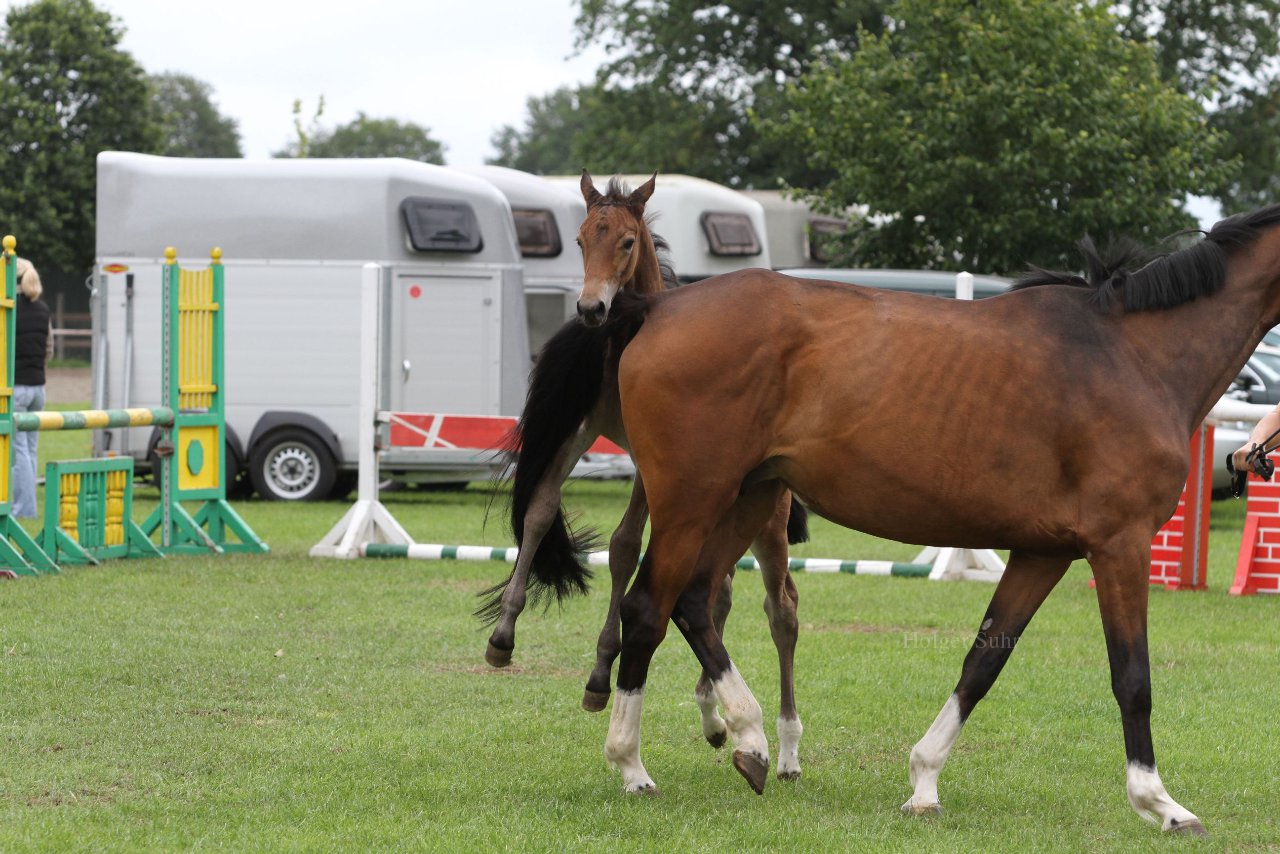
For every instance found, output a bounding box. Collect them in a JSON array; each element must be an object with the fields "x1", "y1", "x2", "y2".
[
  {"x1": 274, "y1": 111, "x2": 446, "y2": 163},
  {"x1": 0, "y1": 0, "x2": 160, "y2": 272},
  {"x1": 150, "y1": 71, "x2": 242, "y2": 158},
  {"x1": 552, "y1": 0, "x2": 891, "y2": 187},
  {"x1": 1114, "y1": 1, "x2": 1280, "y2": 213},
  {"x1": 488, "y1": 82, "x2": 733, "y2": 177},
  {"x1": 766, "y1": 0, "x2": 1236, "y2": 274}
]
